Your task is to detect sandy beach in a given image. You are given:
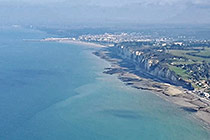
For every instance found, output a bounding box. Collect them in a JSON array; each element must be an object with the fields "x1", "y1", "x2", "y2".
[
  {"x1": 41, "y1": 38, "x2": 106, "y2": 48},
  {"x1": 61, "y1": 40, "x2": 106, "y2": 48}
]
